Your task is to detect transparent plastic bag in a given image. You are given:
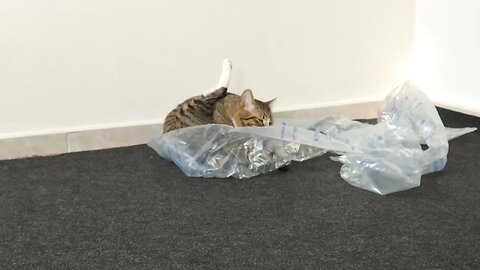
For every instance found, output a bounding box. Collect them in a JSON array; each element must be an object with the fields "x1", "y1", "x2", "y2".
[{"x1": 149, "y1": 81, "x2": 476, "y2": 195}]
